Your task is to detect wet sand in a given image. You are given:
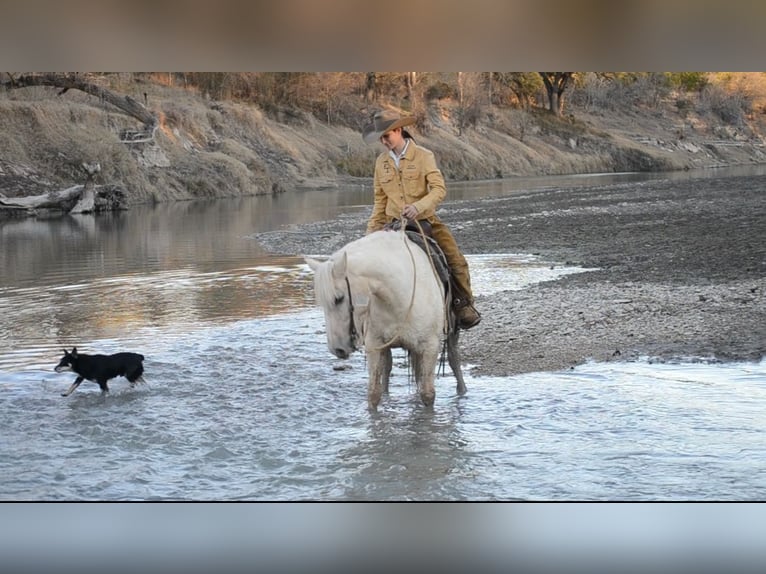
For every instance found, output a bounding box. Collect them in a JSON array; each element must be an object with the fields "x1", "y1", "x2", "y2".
[{"x1": 258, "y1": 173, "x2": 766, "y2": 376}]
